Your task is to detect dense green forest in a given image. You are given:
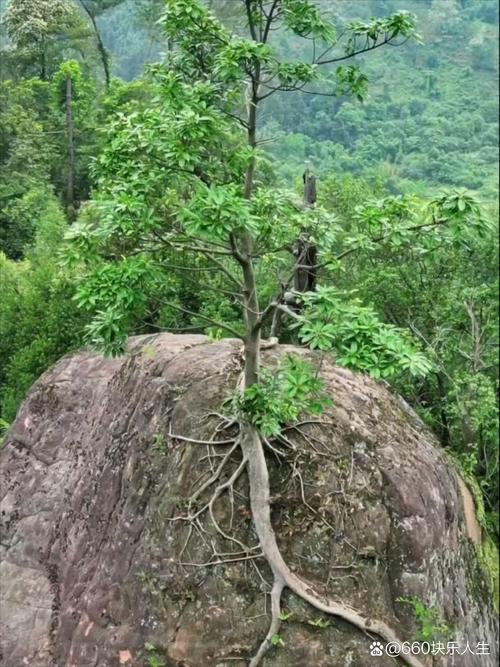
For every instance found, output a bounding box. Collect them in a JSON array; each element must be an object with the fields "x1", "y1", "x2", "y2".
[
  {"x1": 0, "y1": 0, "x2": 498, "y2": 569},
  {"x1": 97, "y1": 0, "x2": 500, "y2": 196}
]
